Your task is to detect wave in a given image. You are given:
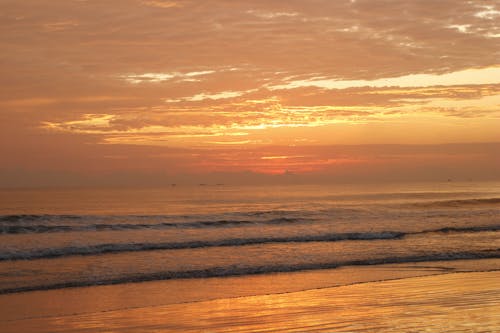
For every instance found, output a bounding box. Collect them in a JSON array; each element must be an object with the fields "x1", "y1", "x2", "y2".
[
  {"x1": 411, "y1": 198, "x2": 500, "y2": 208},
  {"x1": 0, "y1": 217, "x2": 309, "y2": 234},
  {"x1": 2, "y1": 225, "x2": 499, "y2": 261},
  {"x1": 427, "y1": 225, "x2": 500, "y2": 234},
  {"x1": 1, "y1": 249, "x2": 498, "y2": 294},
  {"x1": 0, "y1": 211, "x2": 311, "y2": 223},
  {"x1": 0, "y1": 231, "x2": 405, "y2": 260},
  {"x1": 0, "y1": 214, "x2": 82, "y2": 223}
]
